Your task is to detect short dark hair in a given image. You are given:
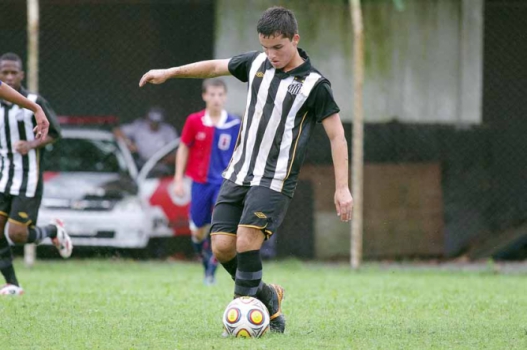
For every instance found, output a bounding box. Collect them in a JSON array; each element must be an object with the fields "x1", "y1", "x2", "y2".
[
  {"x1": 202, "y1": 78, "x2": 227, "y2": 93},
  {"x1": 0, "y1": 52, "x2": 23, "y2": 69},
  {"x1": 257, "y1": 6, "x2": 298, "y2": 40}
]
